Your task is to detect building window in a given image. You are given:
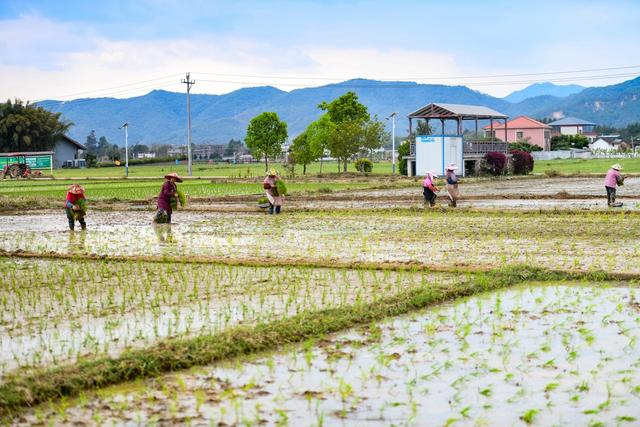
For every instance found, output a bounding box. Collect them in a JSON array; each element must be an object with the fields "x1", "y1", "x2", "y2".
[{"x1": 516, "y1": 131, "x2": 524, "y2": 140}]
